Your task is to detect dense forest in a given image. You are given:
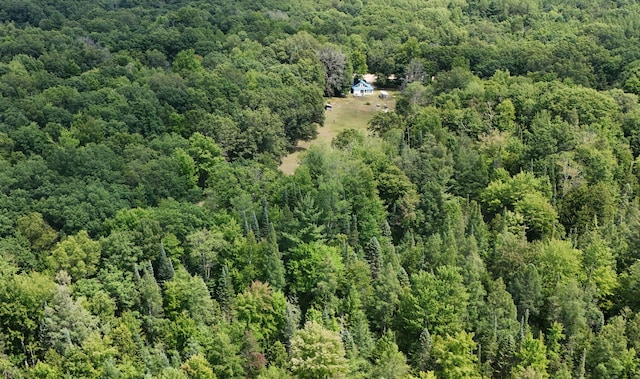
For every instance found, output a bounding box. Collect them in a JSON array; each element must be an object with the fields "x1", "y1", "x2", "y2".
[{"x1": 2, "y1": 0, "x2": 640, "y2": 377}]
